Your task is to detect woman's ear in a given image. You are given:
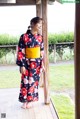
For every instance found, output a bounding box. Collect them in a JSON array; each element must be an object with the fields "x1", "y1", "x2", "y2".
[{"x1": 31, "y1": 23, "x2": 34, "y2": 28}]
